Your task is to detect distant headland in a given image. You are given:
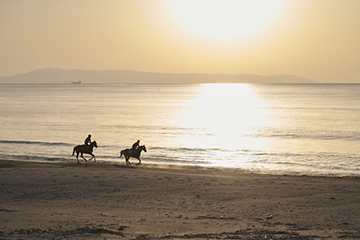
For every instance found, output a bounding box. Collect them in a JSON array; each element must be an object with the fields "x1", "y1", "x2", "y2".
[{"x1": 0, "y1": 68, "x2": 317, "y2": 84}]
